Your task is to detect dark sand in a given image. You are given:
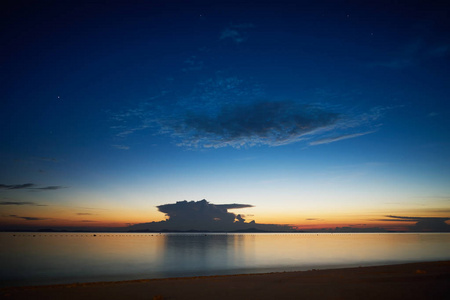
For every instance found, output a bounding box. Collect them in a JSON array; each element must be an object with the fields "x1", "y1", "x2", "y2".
[{"x1": 1, "y1": 261, "x2": 449, "y2": 300}]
